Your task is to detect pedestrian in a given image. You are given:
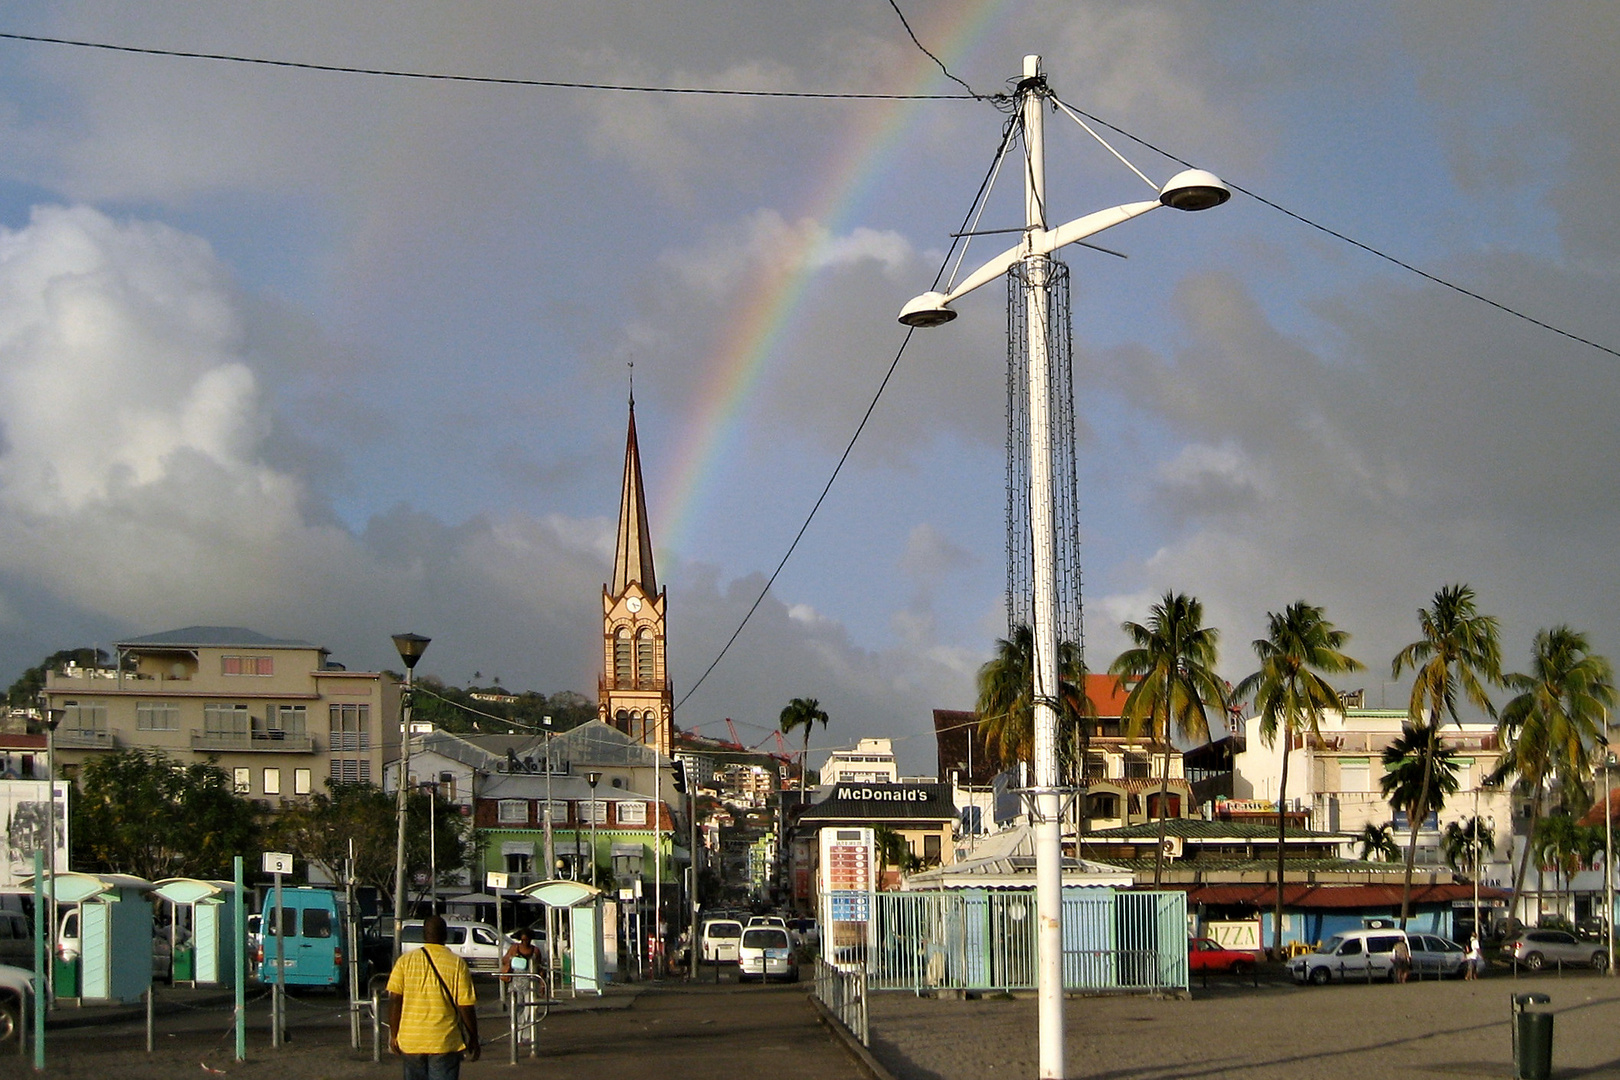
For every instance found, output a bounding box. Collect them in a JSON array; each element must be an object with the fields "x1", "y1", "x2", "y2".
[
  {"x1": 500, "y1": 926, "x2": 544, "y2": 1045},
  {"x1": 1392, "y1": 936, "x2": 1411, "y2": 983},
  {"x1": 1466, "y1": 933, "x2": 1484, "y2": 980},
  {"x1": 388, "y1": 915, "x2": 481, "y2": 1079}
]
